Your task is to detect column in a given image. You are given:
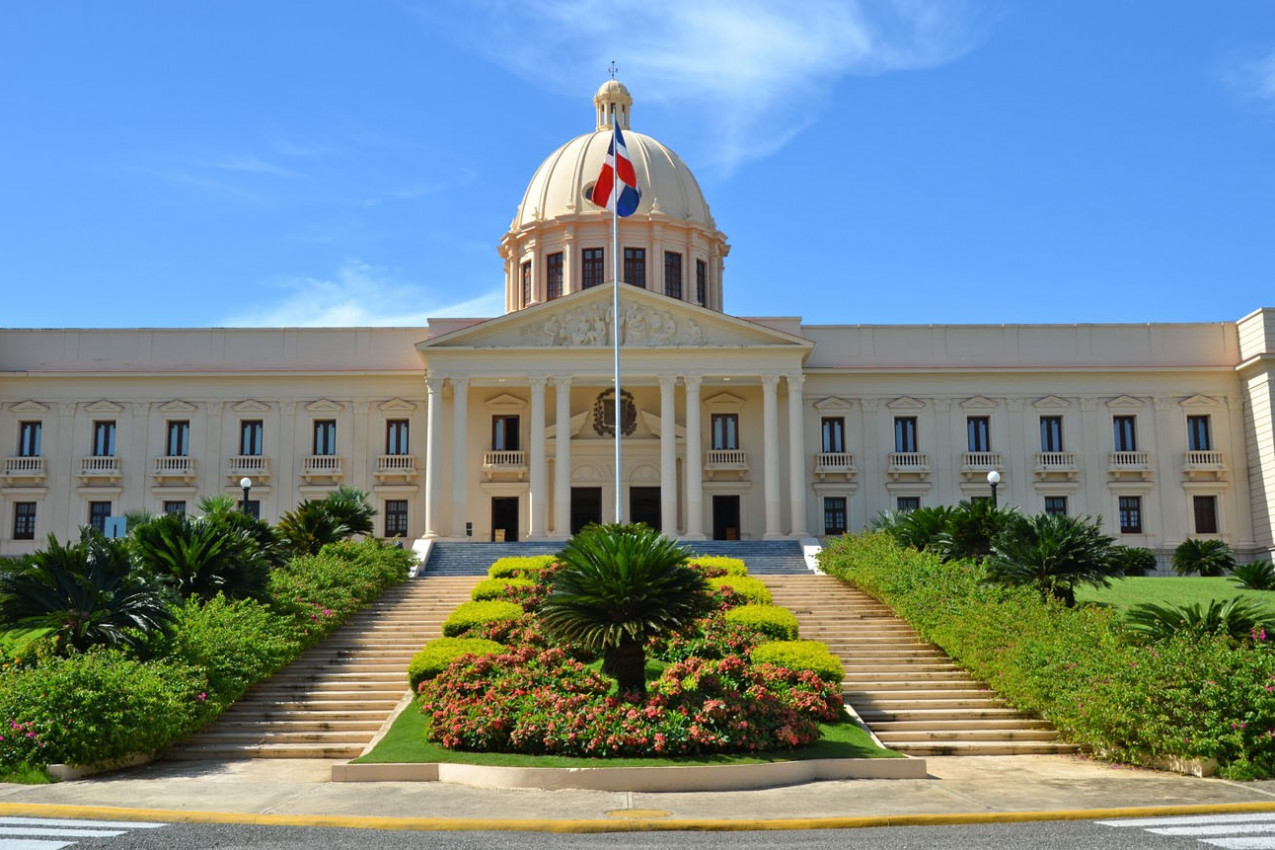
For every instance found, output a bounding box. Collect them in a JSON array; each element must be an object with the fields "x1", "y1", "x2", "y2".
[
  {"x1": 423, "y1": 375, "x2": 444, "y2": 538},
  {"x1": 683, "y1": 376, "x2": 705, "y2": 538},
  {"x1": 450, "y1": 377, "x2": 469, "y2": 538},
  {"x1": 786, "y1": 373, "x2": 808, "y2": 537},
  {"x1": 528, "y1": 376, "x2": 548, "y2": 538},
  {"x1": 659, "y1": 375, "x2": 678, "y2": 535},
  {"x1": 762, "y1": 375, "x2": 782, "y2": 539},
  {"x1": 553, "y1": 376, "x2": 572, "y2": 538}
]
